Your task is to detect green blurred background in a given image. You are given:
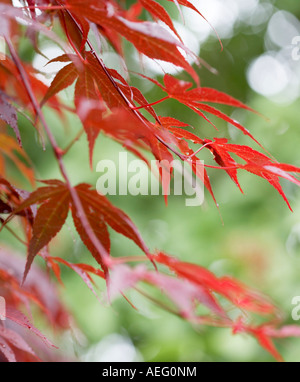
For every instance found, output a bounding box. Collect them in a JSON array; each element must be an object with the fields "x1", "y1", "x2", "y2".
[{"x1": 3, "y1": 0, "x2": 300, "y2": 361}]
